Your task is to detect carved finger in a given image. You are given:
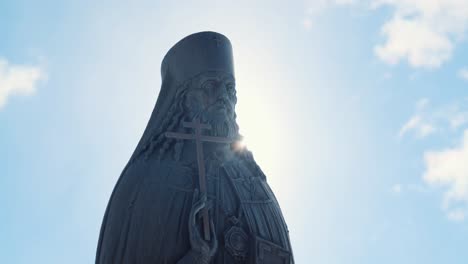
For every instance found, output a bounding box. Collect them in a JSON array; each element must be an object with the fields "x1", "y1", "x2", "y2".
[
  {"x1": 189, "y1": 204, "x2": 204, "y2": 250},
  {"x1": 189, "y1": 190, "x2": 207, "y2": 250},
  {"x1": 190, "y1": 192, "x2": 207, "y2": 227},
  {"x1": 189, "y1": 220, "x2": 203, "y2": 250},
  {"x1": 197, "y1": 199, "x2": 213, "y2": 221},
  {"x1": 208, "y1": 218, "x2": 218, "y2": 256},
  {"x1": 193, "y1": 193, "x2": 207, "y2": 214}
]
